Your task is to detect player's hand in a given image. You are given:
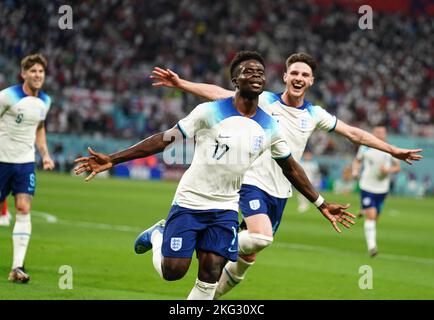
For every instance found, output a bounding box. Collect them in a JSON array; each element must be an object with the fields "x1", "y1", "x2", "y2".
[
  {"x1": 392, "y1": 148, "x2": 423, "y2": 165},
  {"x1": 42, "y1": 156, "x2": 55, "y2": 170},
  {"x1": 150, "y1": 67, "x2": 181, "y2": 88},
  {"x1": 74, "y1": 147, "x2": 113, "y2": 182},
  {"x1": 351, "y1": 170, "x2": 359, "y2": 180},
  {"x1": 318, "y1": 202, "x2": 355, "y2": 233}
]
